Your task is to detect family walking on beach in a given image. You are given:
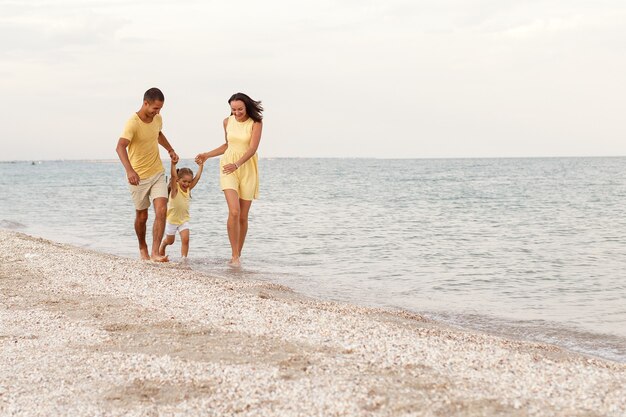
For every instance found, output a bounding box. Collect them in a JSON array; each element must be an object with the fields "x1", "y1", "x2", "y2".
[{"x1": 115, "y1": 87, "x2": 263, "y2": 268}]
